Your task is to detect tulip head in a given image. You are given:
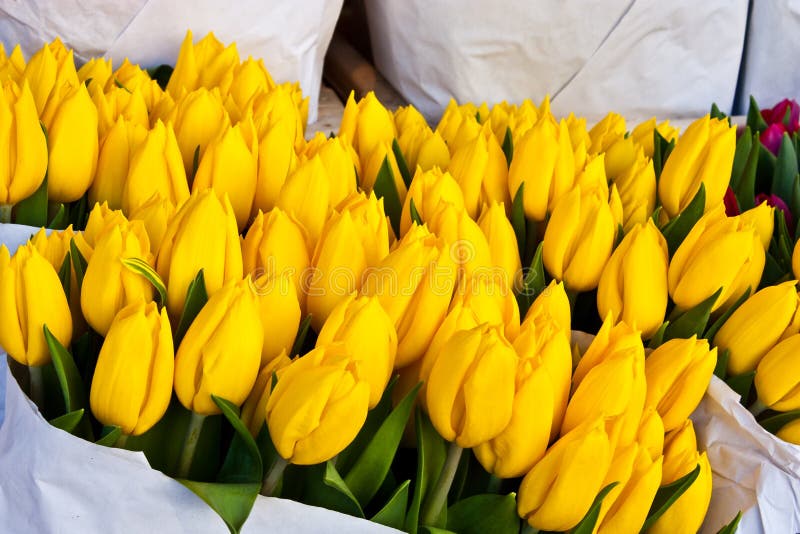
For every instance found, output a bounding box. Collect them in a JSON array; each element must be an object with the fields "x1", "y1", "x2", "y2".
[
  {"x1": 400, "y1": 167, "x2": 465, "y2": 236},
  {"x1": 630, "y1": 117, "x2": 679, "y2": 158},
  {"x1": 755, "y1": 333, "x2": 800, "y2": 412},
  {"x1": 250, "y1": 272, "x2": 301, "y2": 366},
  {"x1": 167, "y1": 30, "x2": 239, "y2": 98},
  {"x1": 253, "y1": 115, "x2": 298, "y2": 214},
  {"x1": 77, "y1": 57, "x2": 112, "y2": 91},
  {"x1": 303, "y1": 133, "x2": 359, "y2": 209},
  {"x1": 276, "y1": 155, "x2": 331, "y2": 251},
  {"x1": 240, "y1": 351, "x2": 291, "y2": 437},
  {"x1": 613, "y1": 151, "x2": 656, "y2": 231},
  {"x1": 649, "y1": 451, "x2": 712, "y2": 534},
  {"x1": 588, "y1": 112, "x2": 626, "y2": 155},
  {"x1": 447, "y1": 128, "x2": 509, "y2": 218},
  {"x1": 427, "y1": 202, "x2": 493, "y2": 279},
  {"x1": 90, "y1": 83, "x2": 149, "y2": 139},
  {"x1": 339, "y1": 90, "x2": 396, "y2": 170},
  {"x1": 90, "y1": 117, "x2": 148, "y2": 210},
  {"x1": 362, "y1": 141, "x2": 408, "y2": 205},
  {"x1": 90, "y1": 301, "x2": 173, "y2": 435},
  {"x1": 169, "y1": 87, "x2": 230, "y2": 172},
  {"x1": 129, "y1": 195, "x2": 177, "y2": 252},
  {"x1": 23, "y1": 38, "x2": 78, "y2": 114},
  {"x1": 596, "y1": 445, "x2": 663, "y2": 533}
]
